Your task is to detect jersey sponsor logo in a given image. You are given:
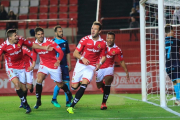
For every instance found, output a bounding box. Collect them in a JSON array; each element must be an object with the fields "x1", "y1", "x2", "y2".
[
  {"x1": 87, "y1": 43, "x2": 92, "y2": 45},
  {"x1": 38, "y1": 51, "x2": 49, "y2": 54},
  {"x1": 10, "y1": 49, "x2": 21, "y2": 56},
  {"x1": 87, "y1": 48, "x2": 100, "y2": 52},
  {"x1": 77, "y1": 43, "x2": 81, "y2": 49},
  {"x1": 106, "y1": 55, "x2": 113, "y2": 58}
]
